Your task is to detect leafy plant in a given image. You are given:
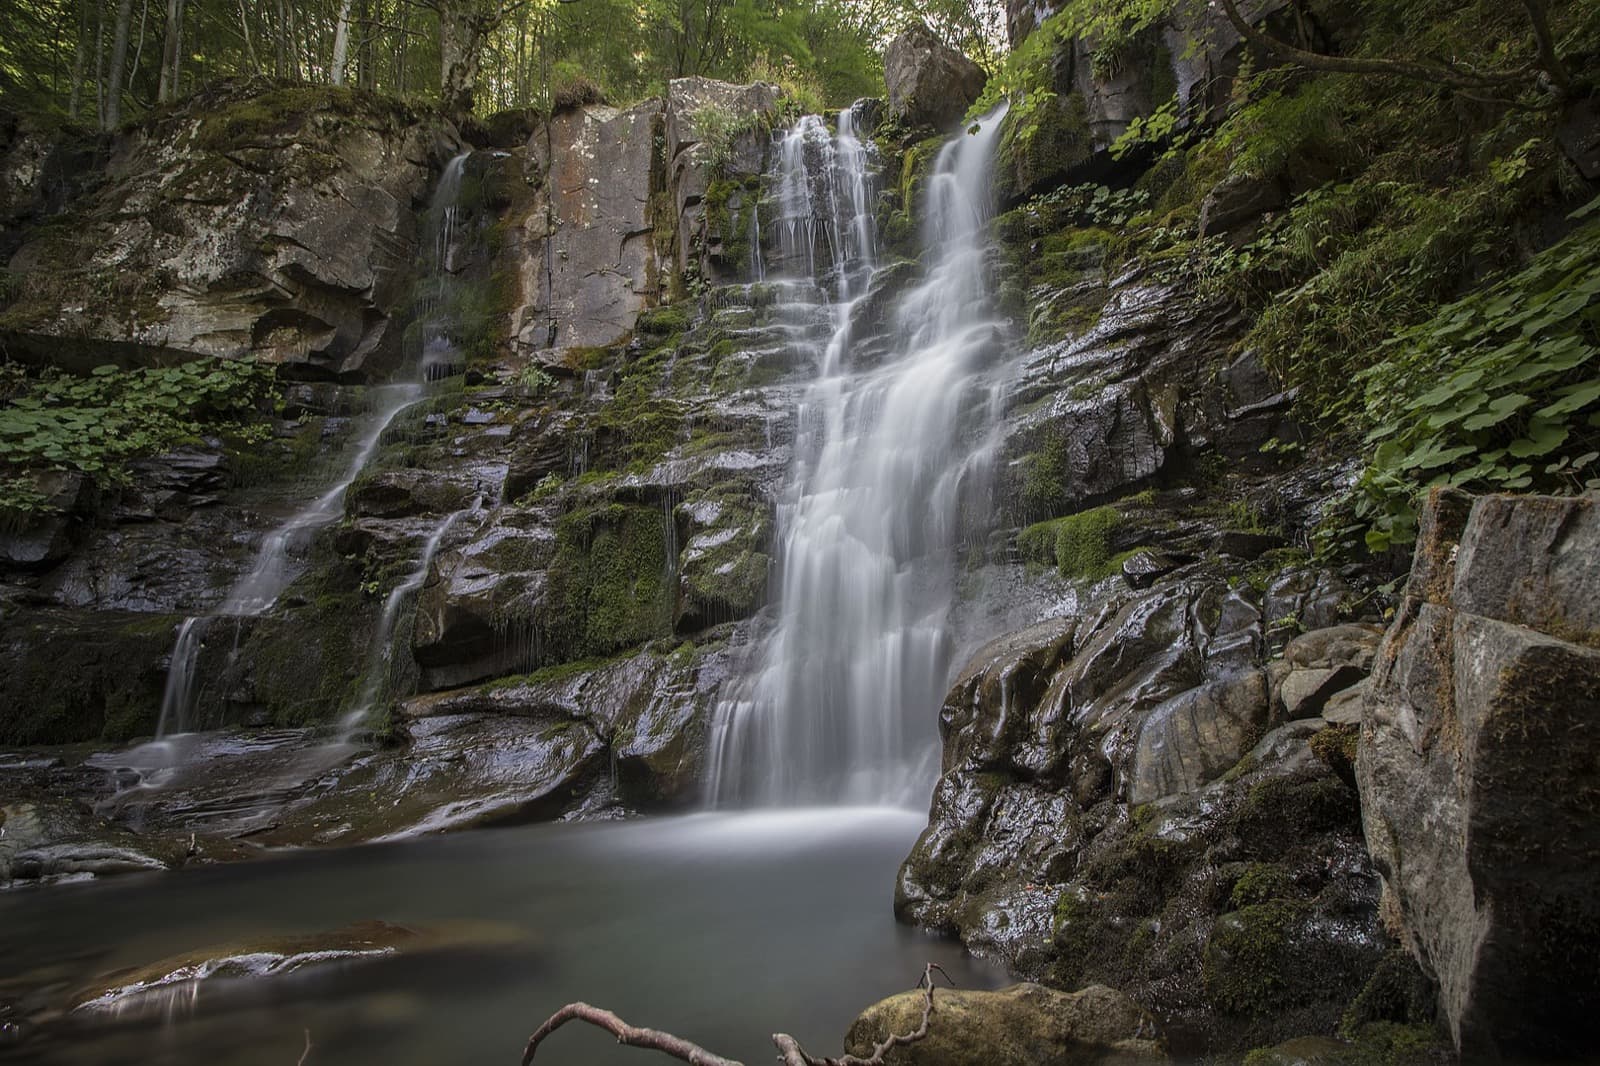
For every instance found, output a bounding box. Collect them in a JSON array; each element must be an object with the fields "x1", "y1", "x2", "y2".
[
  {"x1": 1346, "y1": 211, "x2": 1600, "y2": 552},
  {"x1": 0, "y1": 357, "x2": 276, "y2": 518}
]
